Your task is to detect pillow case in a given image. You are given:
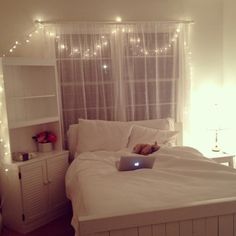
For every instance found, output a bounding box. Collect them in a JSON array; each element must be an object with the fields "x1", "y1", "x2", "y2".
[
  {"x1": 127, "y1": 125, "x2": 178, "y2": 150},
  {"x1": 77, "y1": 119, "x2": 131, "y2": 153},
  {"x1": 128, "y1": 118, "x2": 174, "y2": 131}
]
